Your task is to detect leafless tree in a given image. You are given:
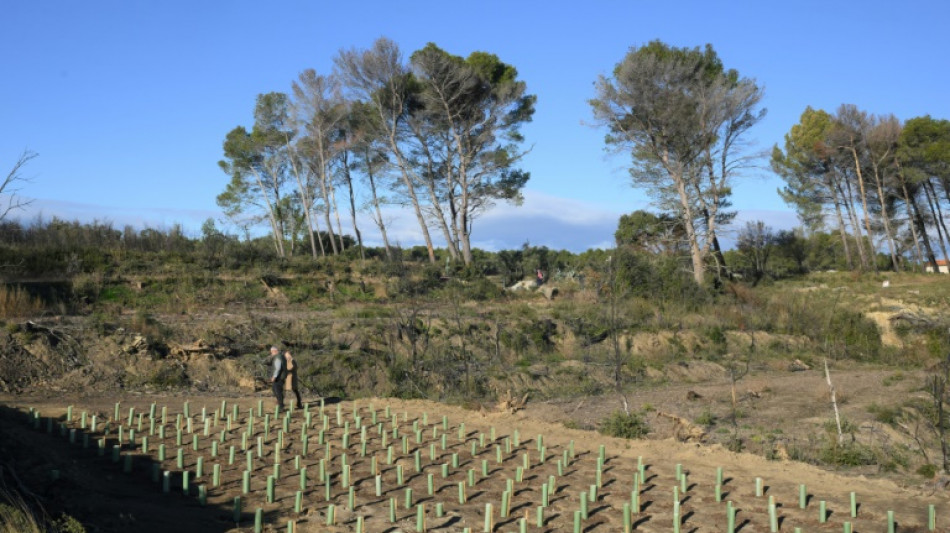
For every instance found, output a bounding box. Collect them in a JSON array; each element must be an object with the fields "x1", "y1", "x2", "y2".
[{"x1": 2, "y1": 150, "x2": 37, "y2": 222}]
